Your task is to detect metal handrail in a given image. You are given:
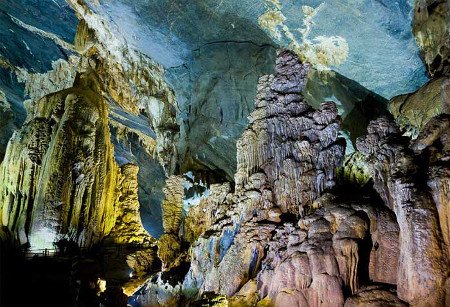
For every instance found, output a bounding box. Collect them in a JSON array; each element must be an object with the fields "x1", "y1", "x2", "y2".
[{"x1": 23, "y1": 244, "x2": 148, "y2": 259}]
